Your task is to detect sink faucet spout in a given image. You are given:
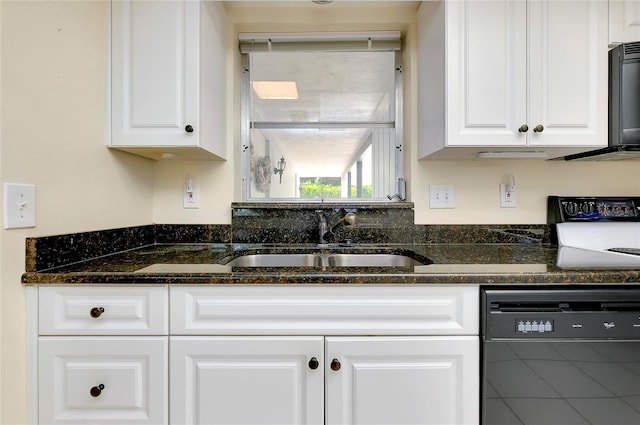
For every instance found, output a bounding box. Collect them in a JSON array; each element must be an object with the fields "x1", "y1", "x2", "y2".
[
  {"x1": 316, "y1": 211, "x2": 357, "y2": 244},
  {"x1": 315, "y1": 210, "x2": 329, "y2": 244}
]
